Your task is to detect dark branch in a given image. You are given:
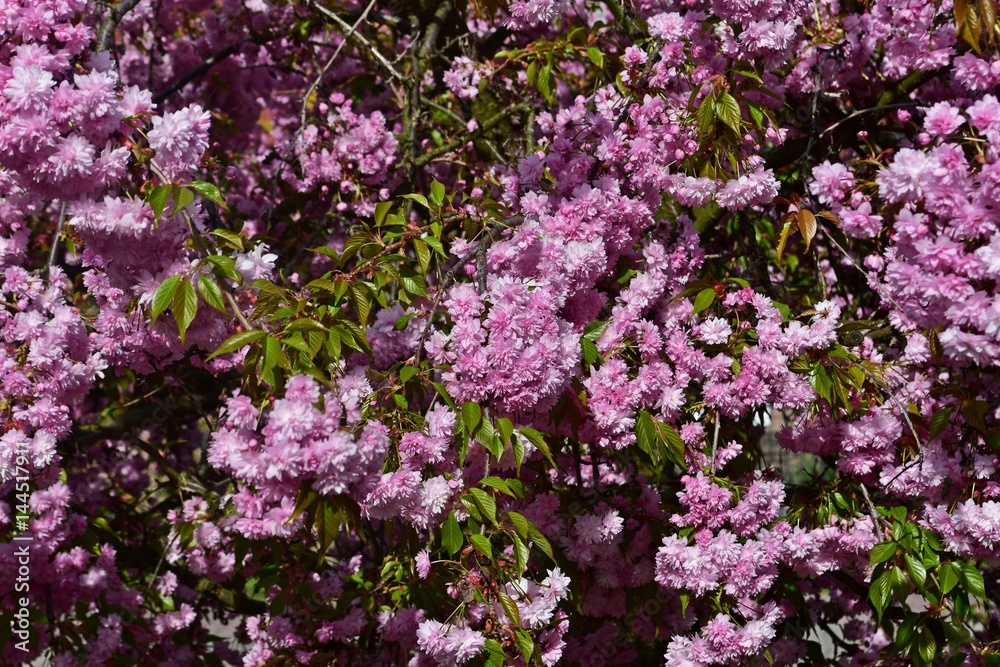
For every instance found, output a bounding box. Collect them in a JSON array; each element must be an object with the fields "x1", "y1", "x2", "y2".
[
  {"x1": 96, "y1": 0, "x2": 143, "y2": 53},
  {"x1": 152, "y1": 44, "x2": 241, "y2": 104}
]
